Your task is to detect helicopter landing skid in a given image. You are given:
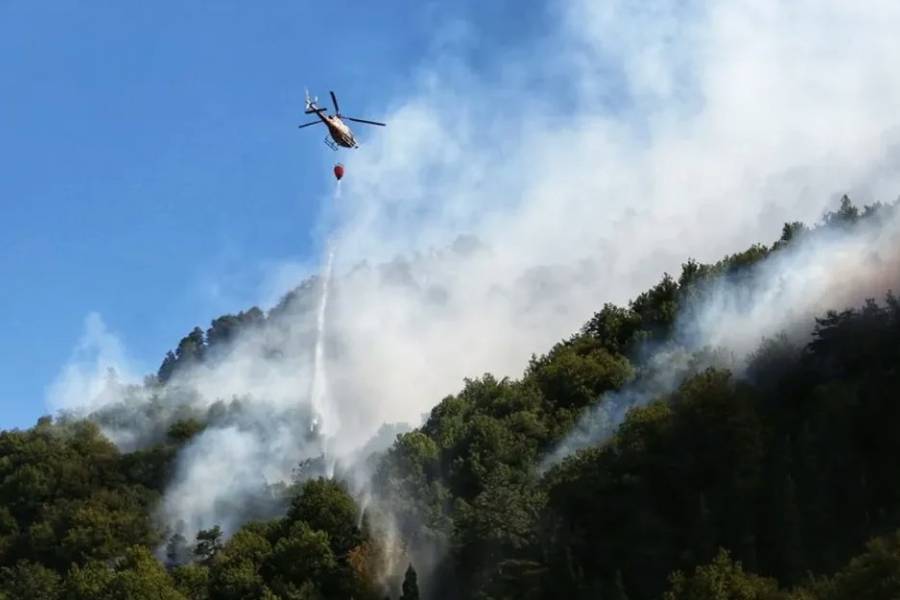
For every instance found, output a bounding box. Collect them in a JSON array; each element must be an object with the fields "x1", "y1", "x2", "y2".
[{"x1": 323, "y1": 137, "x2": 339, "y2": 151}]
